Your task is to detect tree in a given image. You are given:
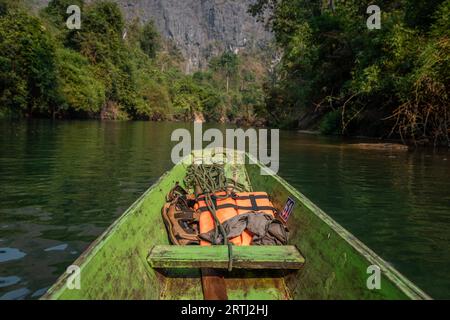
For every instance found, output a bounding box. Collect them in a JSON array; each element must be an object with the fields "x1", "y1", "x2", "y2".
[
  {"x1": 0, "y1": 0, "x2": 21, "y2": 17},
  {"x1": 55, "y1": 48, "x2": 105, "y2": 116},
  {"x1": 250, "y1": 0, "x2": 450, "y2": 143},
  {"x1": 210, "y1": 51, "x2": 239, "y2": 93},
  {"x1": 139, "y1": 20, "x2": 160, "y2": 59},
  {"x1": 172, "y1": 77, "x2": 203, "y2": 120},
  {"x1": 0, "y1": 0, "x2": 266, "y2": 124},
  {"x1": 0, "y1": 10, "x2": 59, "y2": 117},
  {"x1": 64, "y1": 1, "x2": 140, "y2": 116},
  {"x1": 45, "y1": 0, "x2": 85, "y2": 25}
]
